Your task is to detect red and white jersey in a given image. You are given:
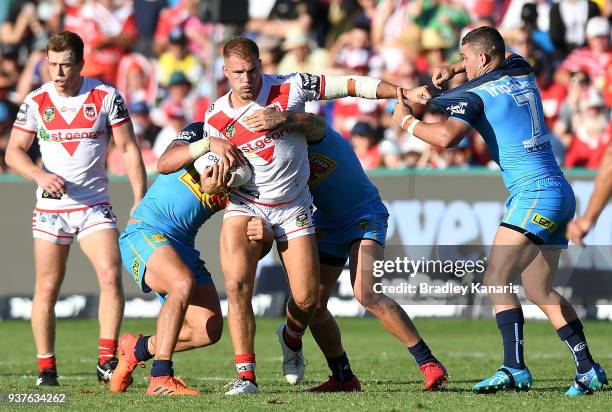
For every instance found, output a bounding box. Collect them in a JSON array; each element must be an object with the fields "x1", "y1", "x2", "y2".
[
  {"x1": 204, "y1": 72, "x2": 324, "y2": 204},
  {"x1": 13, "y1": 78, "x2": 130, "y2": 210}
]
